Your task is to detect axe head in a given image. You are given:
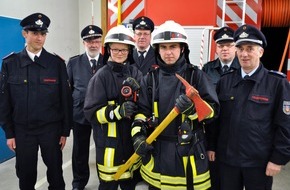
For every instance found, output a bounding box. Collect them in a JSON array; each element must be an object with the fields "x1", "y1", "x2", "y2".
[{"x1": 175, "y1": 73, "x2": 213, "y2": 121}]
